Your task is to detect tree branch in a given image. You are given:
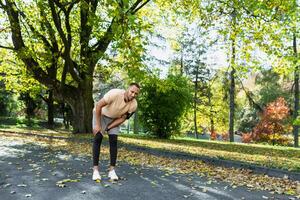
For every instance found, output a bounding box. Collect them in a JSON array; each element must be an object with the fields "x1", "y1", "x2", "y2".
[
  {"x1": 131, "y1": 0, "x2": 151, "y2": 14},
  {"x1": 48, "y1": 0, "x2": 68, "y2": 45},
  {"x1": 39, "y1": 94, "x2": 48, "y2": 103},
  {"x1": 0, "y1": 0, "x2": 7, "y2": 9},
  {"x1": 80, "y1": 0, "x2": 98, "y2": 66},
  {"x1": 65, "y1": 0, "x2": 78, "y2": 46},
  {"x1": 51, "y1": 0, "x2": 82, "y2": 83},
  {"x1": 92, "y1": 17, "x2": 115, "y2": 53},
  {"x1": 39, "y1": 4, "x2": 59, "y2": 53},
  {"x1": 0, "y1": 44, "x2": 15, "y2": 50},
  {"x1": 126, "y1": 0, "x2": 142, "y2": 14},
  {"x1": 18, "y1": 11, "x2": 53, "y2": 51},
  {"x1": 3, "y1": 0, "x2": 62, "y2": 89},
  {"x1": 92, "y1": 0, "x2": 151, "y2": 54},
  {"x1": 237, "y1": 77, "x2": 263, "y2": 112}
]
